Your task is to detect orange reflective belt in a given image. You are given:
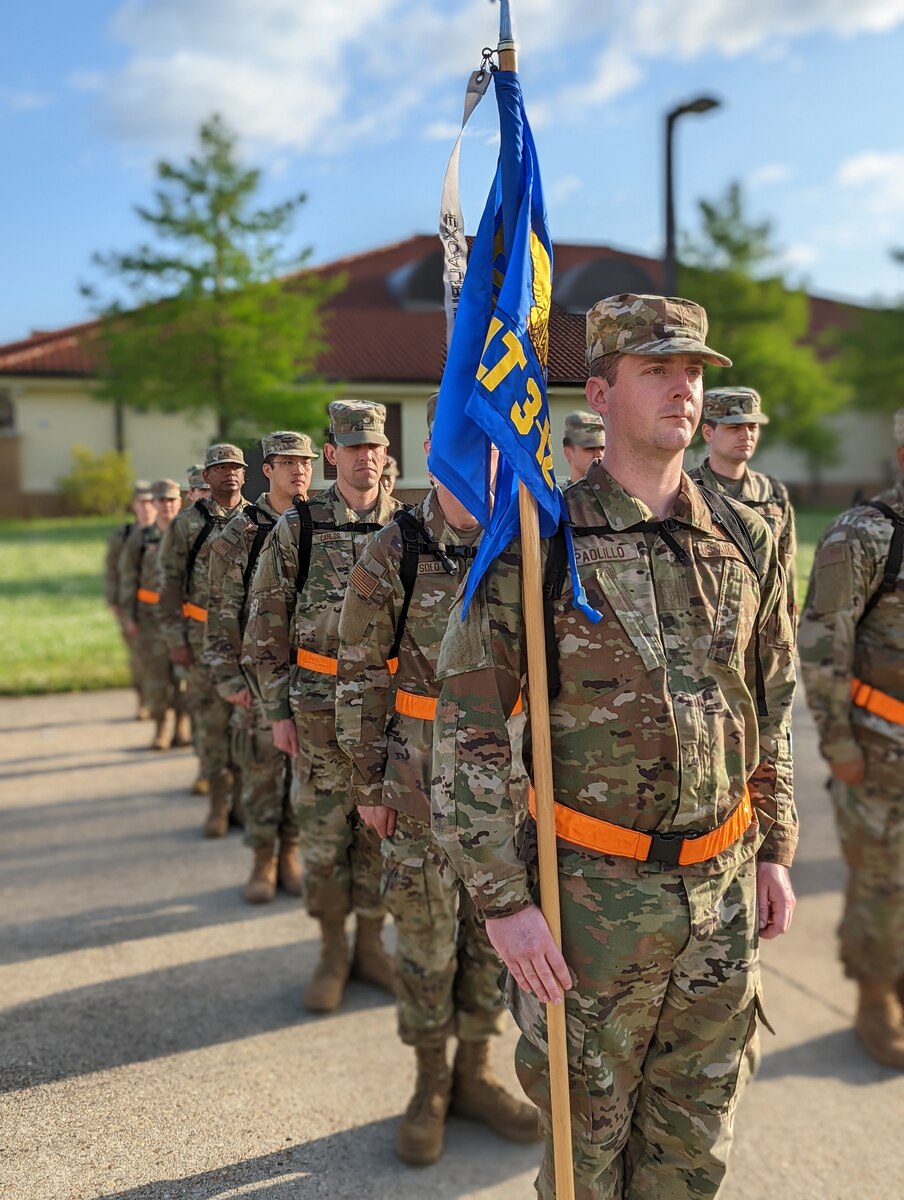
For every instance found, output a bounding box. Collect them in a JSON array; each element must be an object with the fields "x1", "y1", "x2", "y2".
[
  {"x1": 296, "y1": 648, "x2": 338, "y2": 676},
  {"x1": 136, "y1": 588, "x2": 160, "y2": 605},
  {"x1": 182, "y1": 602, "x2": 207, "y2": 623},
  {"x1": 527, "y1": 787, "x2": 753, "y2": 867},
  {"x1": 394, "y1": 689, "x2": 523, "y2": 722},
  {"x1": 851, "y1": 677, "x2": 904, "y2": 726}
]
